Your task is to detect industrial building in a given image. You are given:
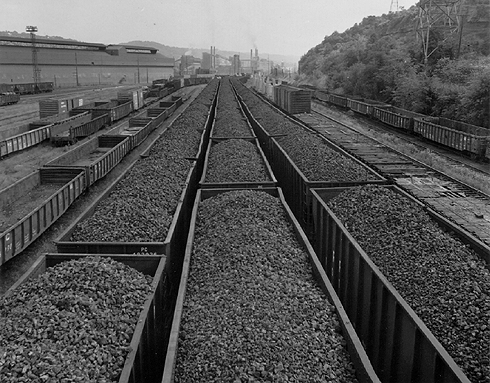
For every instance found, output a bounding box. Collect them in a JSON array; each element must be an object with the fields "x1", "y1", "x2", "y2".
[{"x1": 0, "y1": 35, "x2": 175, "y2": 87}]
